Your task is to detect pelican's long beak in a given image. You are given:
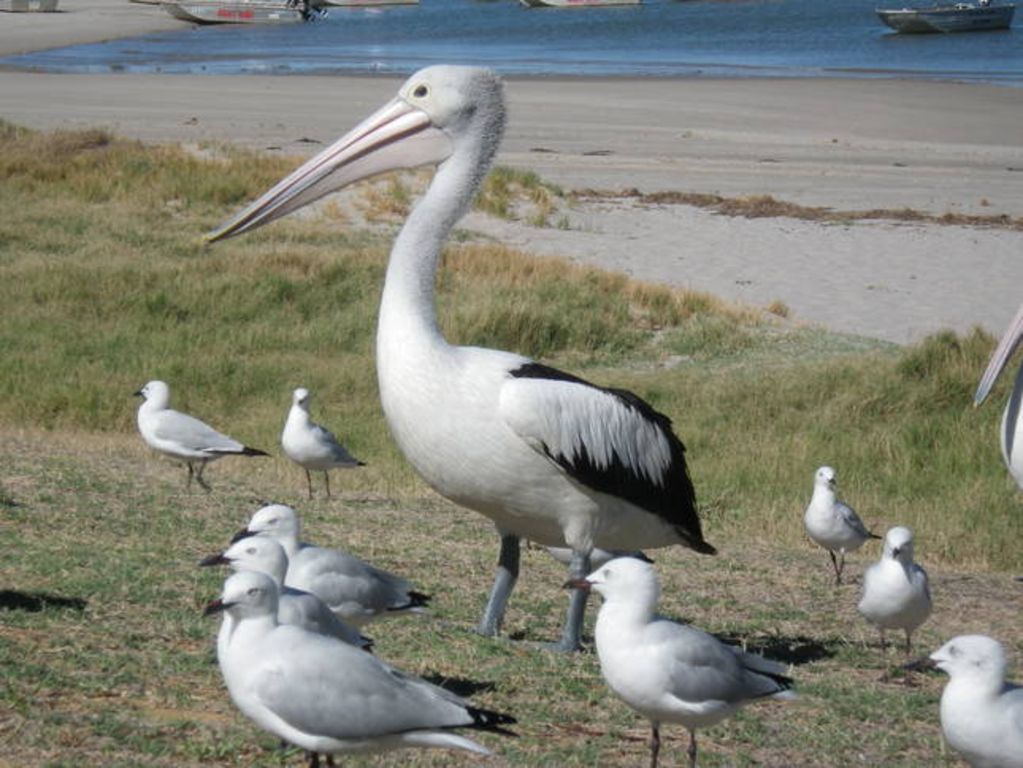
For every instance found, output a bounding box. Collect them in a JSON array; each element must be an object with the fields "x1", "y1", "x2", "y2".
[
  {"x1": 975, "y1": 303, "x2": 1023, "y2": 406},
  {"x1": 206, "y1": 96, "x2": 452, "y2": 242}
]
